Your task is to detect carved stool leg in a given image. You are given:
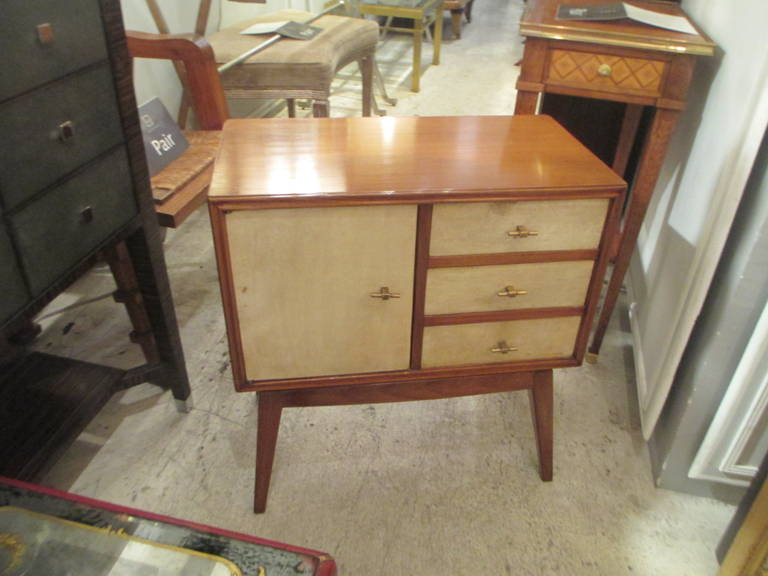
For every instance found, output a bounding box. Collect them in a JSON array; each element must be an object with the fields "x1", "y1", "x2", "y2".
[
  {"x1": 529, "y1": 369, "x2": 553, "y2": 481},
  {"x1": 286, "y1": 99, "x2": 297, "y2": 118},
  {"x1": 312, "y1": 98, "x2": 330, "y2": 118},
  {"x1": 450, "y1": 10, "x2": 462, "y2": 38},
  {"x1": 360, "y1": 54, "x2": 374, "y2": 117},
  {"x1": 254, "y1": 391, "x2": 285, "y2": 513}
]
